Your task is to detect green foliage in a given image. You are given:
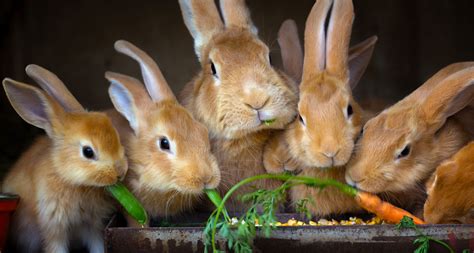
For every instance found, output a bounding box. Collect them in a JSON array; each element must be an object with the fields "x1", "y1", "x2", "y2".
[
  {"x1": 295, "y1": 198, "x2": 313, "y2": 220},
  {"x1": 396, "y1": 216, "x2": 454, "y2": 253},
  {"x1": 204, "y1": 173, "x2": 359, "y2": 253}
]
